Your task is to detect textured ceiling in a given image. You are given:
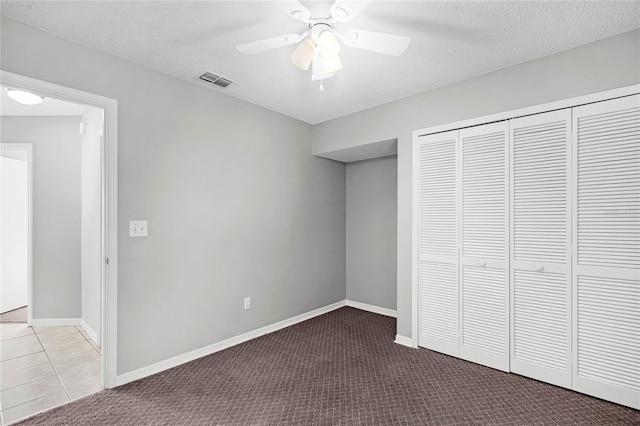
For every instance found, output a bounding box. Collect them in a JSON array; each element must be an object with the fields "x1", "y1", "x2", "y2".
[{"x1": 2, "y1": 1, "x2": 639, "y2": 124}]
